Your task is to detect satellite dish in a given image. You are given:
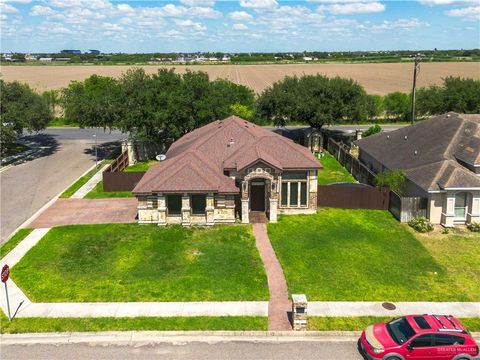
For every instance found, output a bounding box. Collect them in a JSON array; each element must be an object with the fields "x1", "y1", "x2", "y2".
[{"x1": 156, "y1": 154, "x2": 166, "y2": 161}]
